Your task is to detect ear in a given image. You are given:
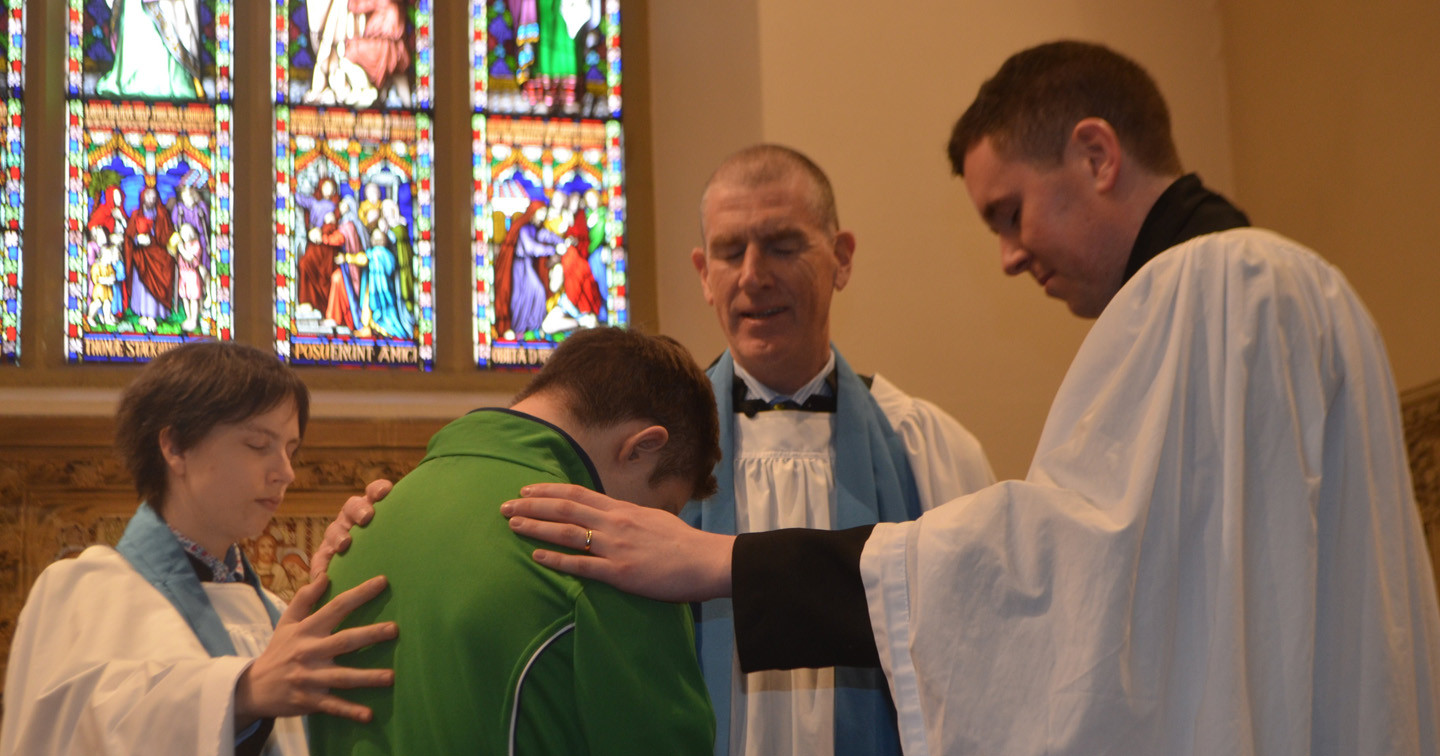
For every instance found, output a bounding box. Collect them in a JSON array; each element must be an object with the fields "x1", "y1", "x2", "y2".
[
  {"x1": 619, "y1": 424, "x2": 670, "y2": 466},
  {"x1": 831, "y1": 231, "x2": 856, "y2": 291},
  {"x1": 158, "y1": 427, "x2": 187, "y2": 477},
  {"x1": 691, "y1": 246, "x2": 715, "y2": 305},
  {"x1": 1069, "y1": 117, "x2": 1123, "y2": 193}
]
